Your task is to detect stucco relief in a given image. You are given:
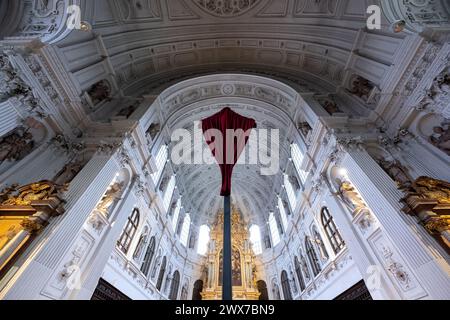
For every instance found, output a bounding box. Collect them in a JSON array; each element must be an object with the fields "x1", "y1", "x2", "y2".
[{"x1": 193, "y1": 0, "x2": 262, "y2": 17}]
